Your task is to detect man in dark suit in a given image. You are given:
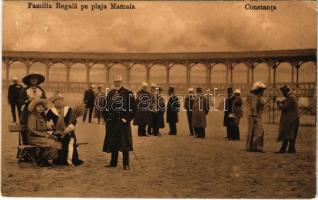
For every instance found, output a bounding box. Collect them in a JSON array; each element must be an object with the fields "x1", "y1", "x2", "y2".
[
  {"x1": 103, "y1": 75, "x2": 136, "y2": 170},
  {"x1": 167, "y1": 87, "x2": 180, "y2": 135},
  {"x1": 223, "y1": 87, "x2": 234, "y2": 139},
  {"x1": 83, "y1": 84, "x2": 96, "y2": 123},
  {"x1": 184, "y1": 88, "x2": 195, "y2": 136},
  {"x1": 8, "y1": 77, "x2": 23, "y2": 123}
]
